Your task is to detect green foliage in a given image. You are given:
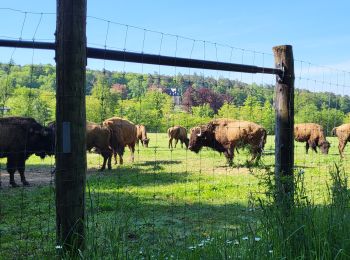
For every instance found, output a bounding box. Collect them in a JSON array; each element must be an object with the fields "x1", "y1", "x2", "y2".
[
  {"x1": 0, "y1": 63, "x2": 350, "y2": 134},
  {"x1": 6, "y1": 87, "x2": 54, "y2": 124}
]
